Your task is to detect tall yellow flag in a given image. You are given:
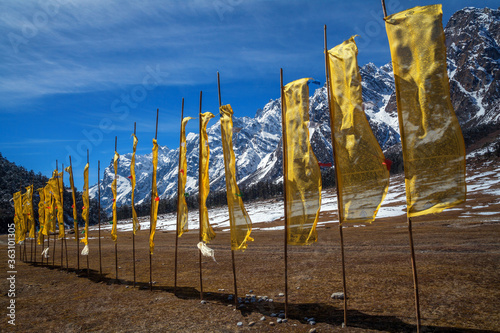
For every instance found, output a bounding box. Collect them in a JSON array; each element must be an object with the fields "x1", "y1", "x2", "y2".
[
  {"x1": 149, "y1": 139, "x2": 159, "y2": 254},
  {"x1": 327, "y1": 36, "x2": 390, "y2": 224},
  {"x1": 65, "y1": 165, "x2": 79, "y2": 235},
  {"x1": 111, "y1": 152, "x2": 119, "y2": 242},
  {"x1": 13, "y1": 191, "x2": 23, "y2": 244},
  {"x1": 177, "y1": 117, "x2": 193, "y2": 237},
  {"x1": 20, "y1": 191, "x2": 28, "y2": 241},
  {"x1": 44, "y1": 185, "x2": 55, "y2": 235},
  {"x1": 36, "y1": 188, "x2": 45, "y2": 245},
  {"x1": 48, "y1": 172, "x2": 64, "y2": 239},
  {"x1": 131, "y1": 134, "x2": 140, "y2": 234},
  {"x1": 385, "y1": 5, "x2": 466, "y2": 217},
  {"x1": 24, "y1": 185, "x2": 35, "y2": 239},
  {"x1": 199, "y1": 112, "x2": 216, "y2": 244},
  {"x1": 283, "y1": 79, "x2": 322, "y2": 245},
  {"x1": 220, "y1": 105, "x2": 254, "y2": 251},
  {"x1": 82, "y1": 163, "x2": 90, "y2": 247}
]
